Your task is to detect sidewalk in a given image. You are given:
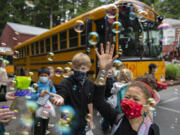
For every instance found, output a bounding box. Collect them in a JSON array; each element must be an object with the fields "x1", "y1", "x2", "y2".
[{"x1": 165, "y1": 78, "x2": 180, "y2": 86}]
